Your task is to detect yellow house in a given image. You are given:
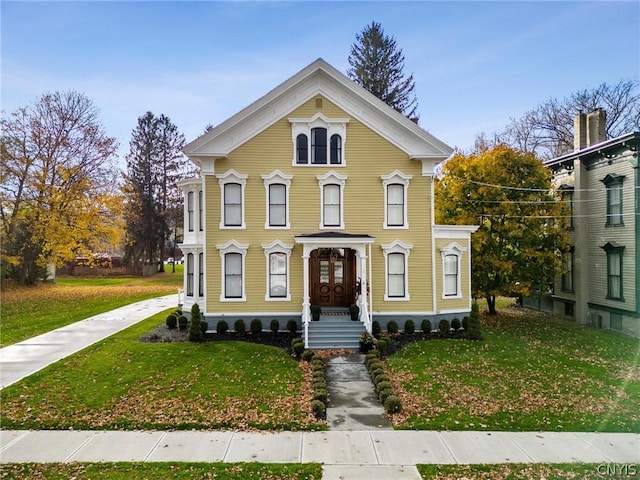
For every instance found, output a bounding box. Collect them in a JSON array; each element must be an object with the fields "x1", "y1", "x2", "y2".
[{"x1": 179, "y1": 59, "x2": 478, "y2": 348}]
